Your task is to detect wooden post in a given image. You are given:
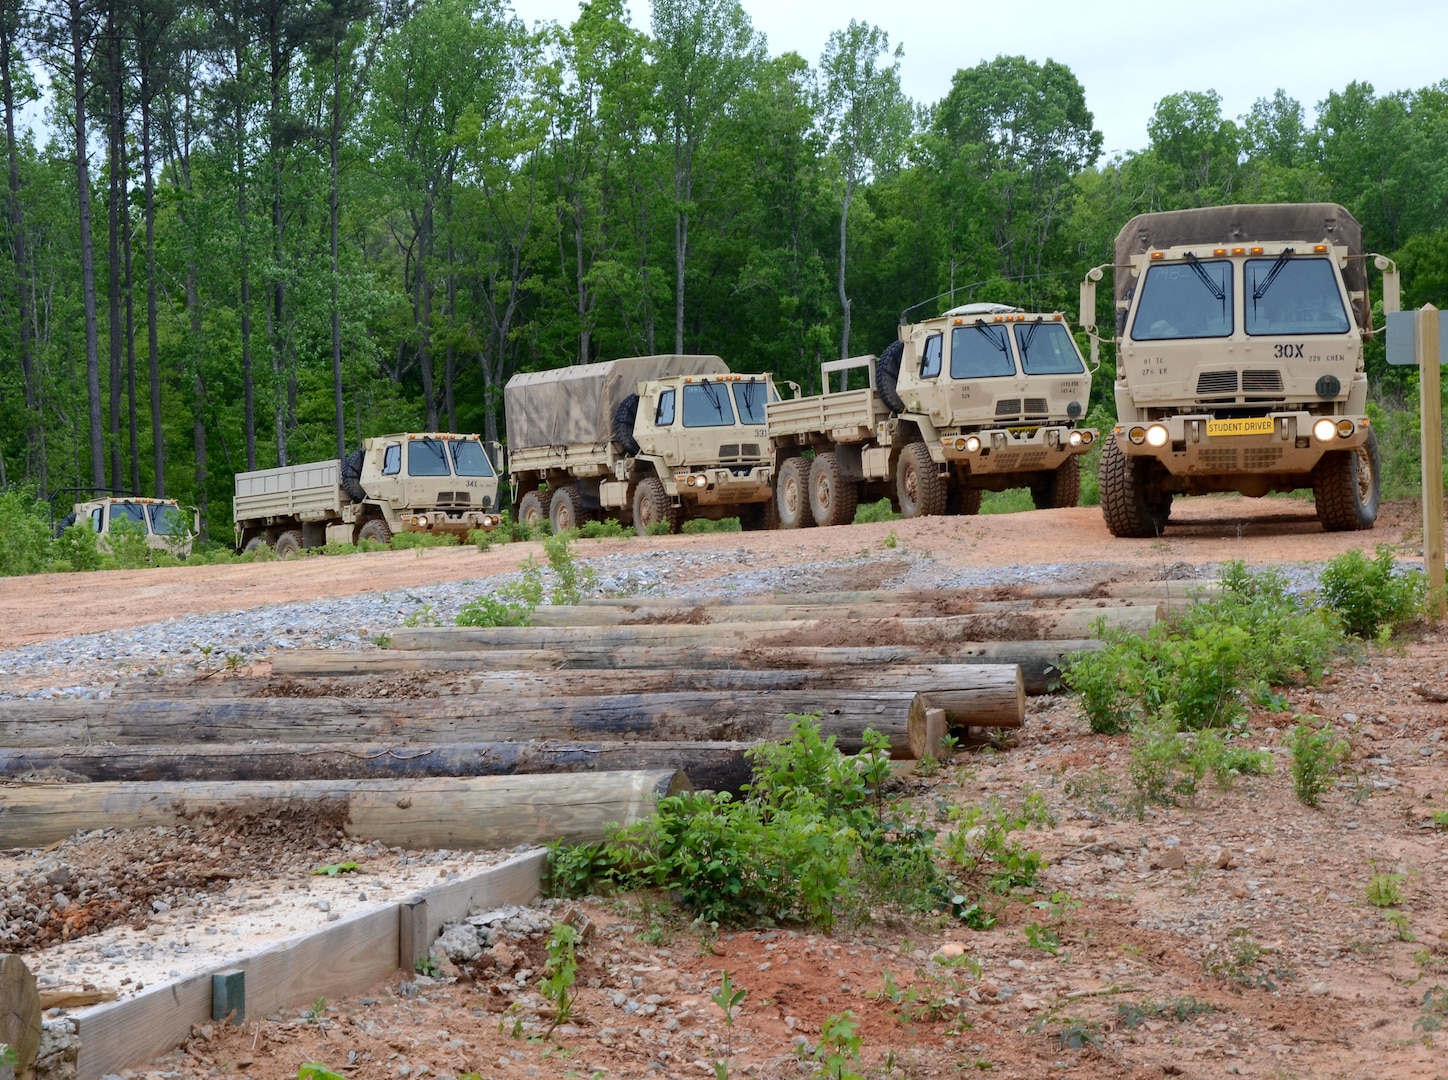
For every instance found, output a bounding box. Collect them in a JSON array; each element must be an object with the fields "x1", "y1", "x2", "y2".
[
  {"x1": 1420, "y1": 304, "x2": 1445, "y2": 619},
  {"x1": 0, "y1": 954, "x2": 41, "y2": 1076}
]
